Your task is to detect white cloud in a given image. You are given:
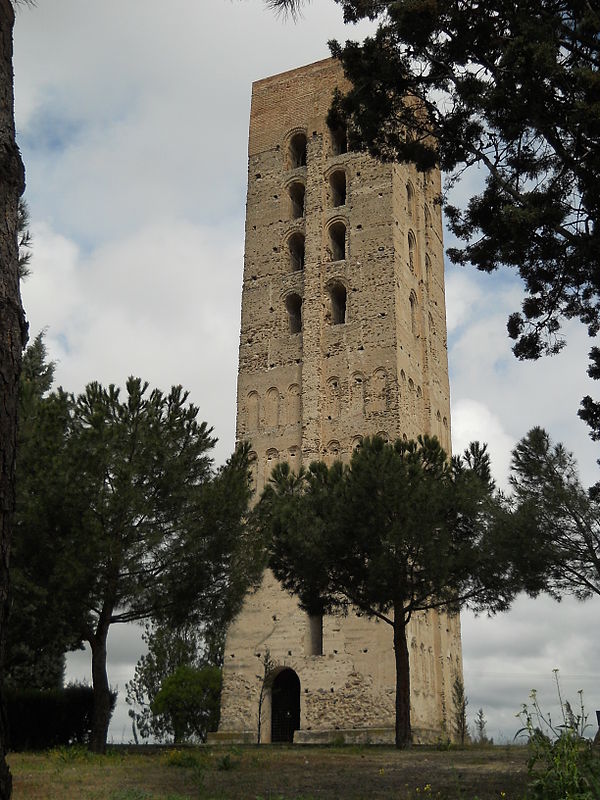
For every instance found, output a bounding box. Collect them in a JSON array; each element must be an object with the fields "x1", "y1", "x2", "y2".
[
  {"x1": 22, "y1": 219, "x2": 242, "y2": 465},
  {"x1": 451, "y1": 398, "x2": 515, "y2": 488},
  {"x1": 445, "y1": 270, "x2": 485, "y2": 335}
]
